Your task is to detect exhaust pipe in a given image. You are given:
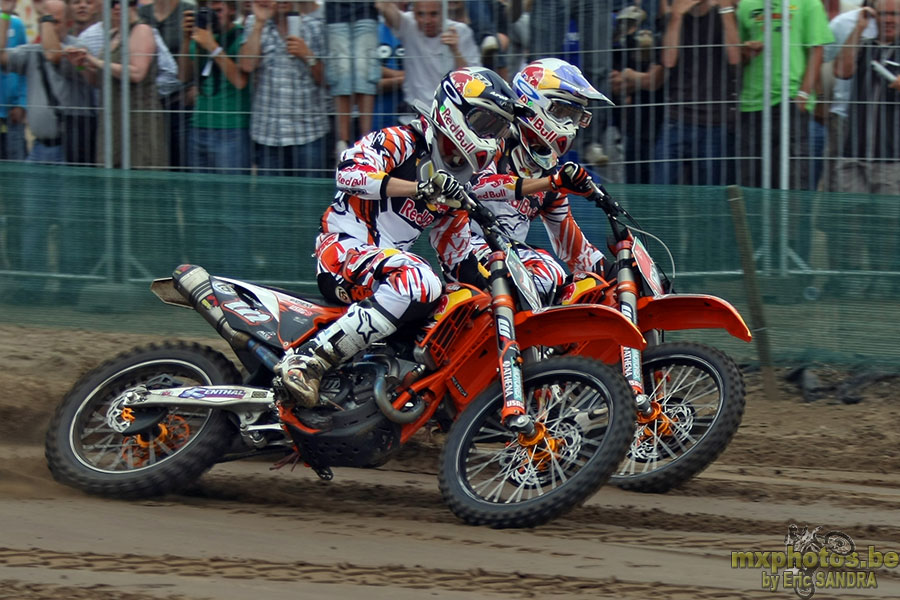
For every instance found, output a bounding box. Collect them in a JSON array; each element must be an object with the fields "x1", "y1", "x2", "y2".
[{"x1": 172, "y1": 264, "x2": 247, "y2": 349}]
